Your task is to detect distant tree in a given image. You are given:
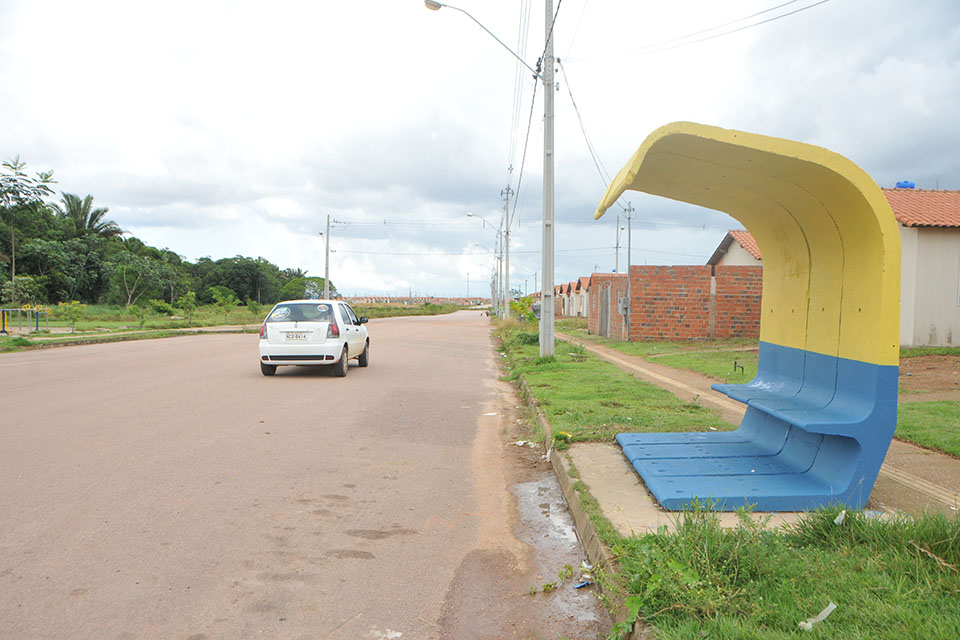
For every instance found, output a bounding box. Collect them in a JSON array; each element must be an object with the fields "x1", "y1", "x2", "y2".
[
  {"x1": 202, "y1": 284, "x2": 237, "y2": 305},
  {"x1": 245, "y1": 297, "x2": 264, "y2": 321},
  {"x1": 212, "y1": 288, "x2": 240, "y2": 324},
  {"x1": 21, "y1": 237, "x2": 100, "y2": 302},
  {"x1": 106, "y1": 252, "x2": 162, "y2": 308},
  {"x1": 1, "y1": 275, "x2": 44, "y2": 306},
  {"x1": 175, "y1": 291, "x2": 197, "y2": 324},
  {"x1": 280, "y1": 276, "x2": 336, "y2": 300},
  {"x1": 1, "y1": 156, "x2": 56, "y2": 302},
  {"x1": 54, "y1": 193, "x2": 122, "y2": 240},
  {"x1": 55, "y1": 300, "x2": 87, "y2": 333}
]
